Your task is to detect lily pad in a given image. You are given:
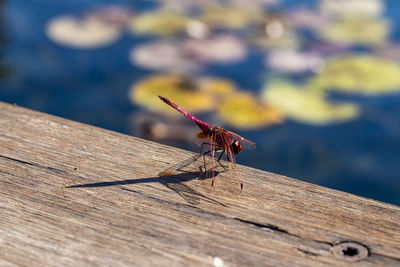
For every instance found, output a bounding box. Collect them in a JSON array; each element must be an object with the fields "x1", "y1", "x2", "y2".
[
  {"x1": 266, "y1": 50, "x2": 324, "y2": 73},
  {"x1": 262, "y1": 80, "x2": 359, "y2": 125},
  {"x1": 130, "y1": 75, "x2": 234, "y2": 113},
  {"x1": 46, "y1": 15, "x2": 121, "y2": 48},
  {"x1": 200, "y1": 6, "x2": 262, "y2": 29},
  {"x1": 130, "y1": 11, "x2": 189, "y2": 36},
  {"x1": 251, "y1": 17, "x2": 300, "y2": 49},
  {"x1": 309, "y1": 56, "x2": 400, "y2": 94},
  {"x1": 183, "y1": 35, "x2": 247, "y2": 63},
  {"x1": 320, "y1": 0, "x2": 383, "y2": 18},
  {"x1": 286, "y1": 9, "x2": 328, "y2": 29},
  {"x1": 199, "y1": 78, "x2": 235, "y2": 97},
  {"x1": 130, "y1": 41, "x2": 198, "y2": 71},
  {"x1": 218, "y1": 92, "x2": 283, "y2": 129},
  {"x1": 317, "y1": 16, "x2": 389, "y2": 46},
  {"x1": 87, "y1": 6, "x2": 133, "y2": 27}
]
